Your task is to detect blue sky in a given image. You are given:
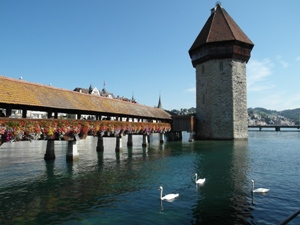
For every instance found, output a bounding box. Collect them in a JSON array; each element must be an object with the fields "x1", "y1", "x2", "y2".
[{"x1": 1, "y1": 1, "x2": 299, "y2": 111}]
